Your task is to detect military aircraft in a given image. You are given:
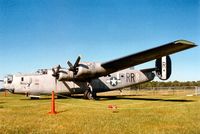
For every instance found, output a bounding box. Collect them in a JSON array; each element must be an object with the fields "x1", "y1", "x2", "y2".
[{"x1": 0, "y1": 40, "x2": 197, "y2": 99}]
